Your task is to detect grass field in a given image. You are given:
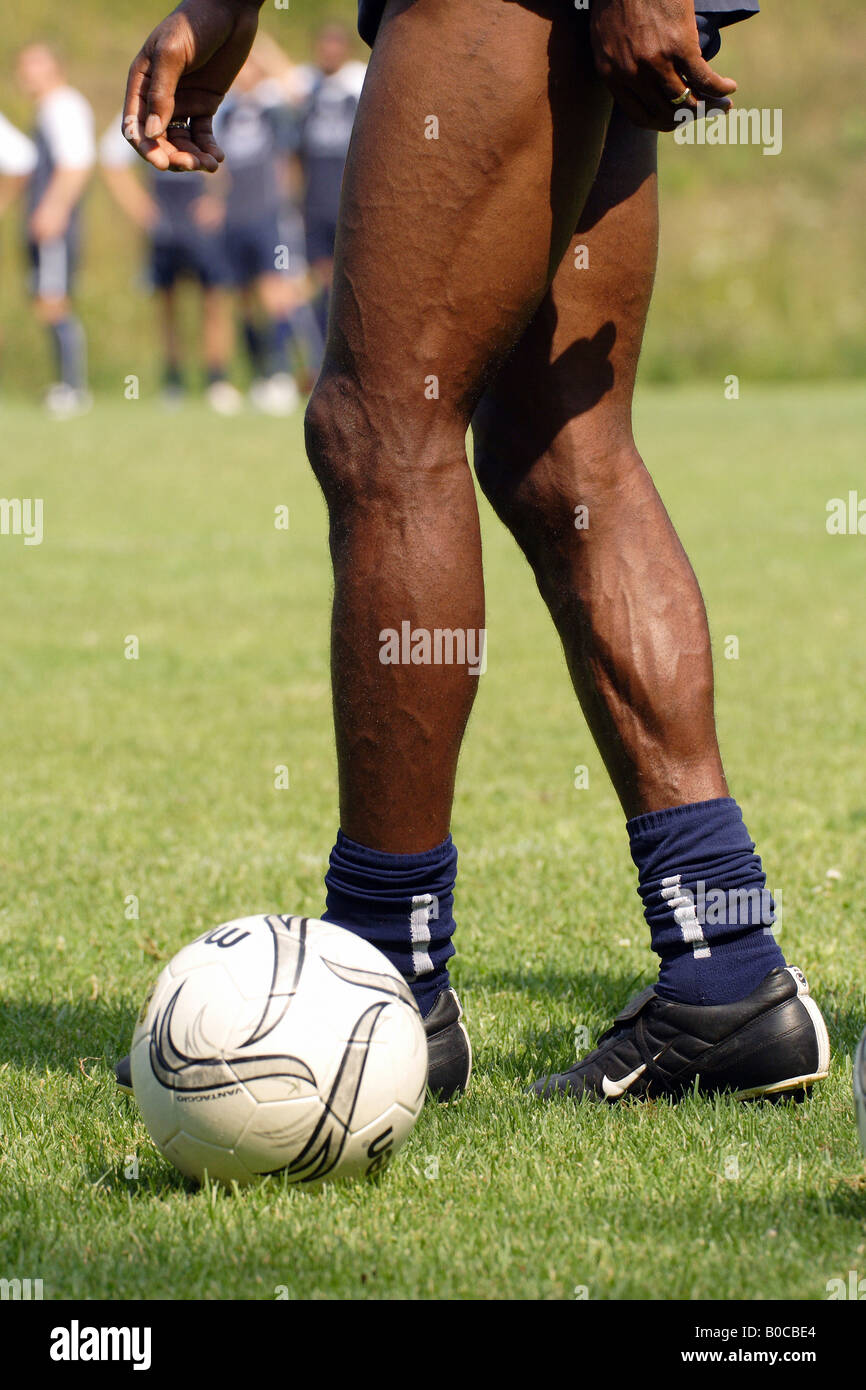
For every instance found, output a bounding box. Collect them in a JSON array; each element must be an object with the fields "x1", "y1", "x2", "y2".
[{"x1": 0, "y1": 384, "x2": 864, "y2": 1301}]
